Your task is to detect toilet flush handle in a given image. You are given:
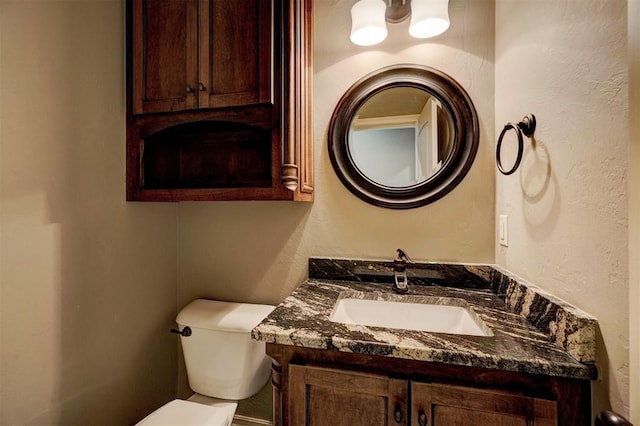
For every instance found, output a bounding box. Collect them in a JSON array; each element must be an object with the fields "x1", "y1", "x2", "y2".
[{"x1": 170, "y1": 327, "x2": 192, "y2": 337}]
